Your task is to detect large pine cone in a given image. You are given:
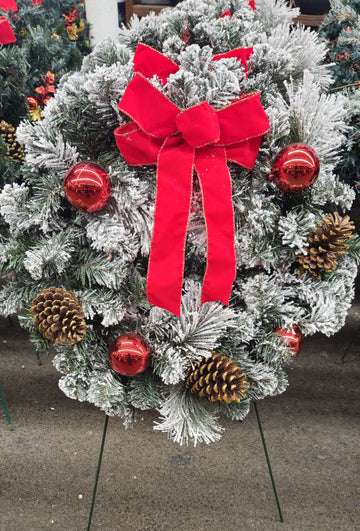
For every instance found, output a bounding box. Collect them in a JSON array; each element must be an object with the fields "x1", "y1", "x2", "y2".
[
  {"x1": 295, "y1": 212, "x2": 355, "y2": 279},
  {"x1": 30, "y1": 287, "x2": 87, "y2": 345},
  {"x1": 0, "y1": 120, "x2": 25, "y2": 163},
  {"x1": 186, "y1": 352, "x2": 250, "y2": 404}
]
